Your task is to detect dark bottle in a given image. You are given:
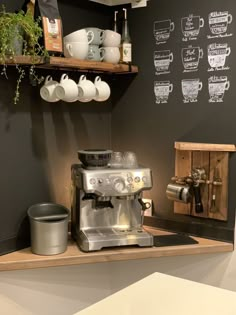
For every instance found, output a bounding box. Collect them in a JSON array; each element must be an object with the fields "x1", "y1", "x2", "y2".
[{"x1": 120, "y1": 8, "x2": 132, "y2": 64}]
